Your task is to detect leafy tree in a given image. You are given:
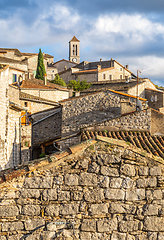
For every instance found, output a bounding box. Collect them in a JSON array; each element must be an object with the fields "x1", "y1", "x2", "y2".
[
  {"x1": 35, "y1": 48, "x2": 46, "y2": 80},
  {"x1": 51, "y1": 74, "x2": 66, "y2": 86},
  {"x1": 68, "y1": 79, "x2": 92, "y2": 91}
]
